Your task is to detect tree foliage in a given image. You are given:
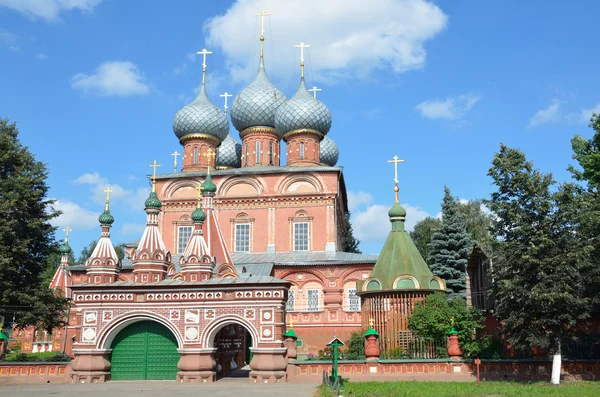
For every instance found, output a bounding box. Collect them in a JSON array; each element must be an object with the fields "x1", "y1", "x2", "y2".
[
  {"x1": 343, "y1": 330, "x2": 366, "y2": 360},
  {"x1": 0, "y1": 119, "x2": 68, "y2": 331},
  {"x1": 485, "y1": 143, "x2": 593, "y2": 354},
  {"x1": 342, "y1": 212, "x2": 361, "y2": 254},
  {"x1": 75, "y1": 240, "x2": 125, "y2": 265},
  {"x1": 408, "y1": 293, "x2": 484, "y2": 358},
  {"x1": 456, "y1": 199, "x2": 494, "y2": 247},
  {"x1": 428, "y1": 187, "x2": 472, "y2": 299},
  {"x1": 410, "y1": 217, "x2": 442, "y2": 264}
]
